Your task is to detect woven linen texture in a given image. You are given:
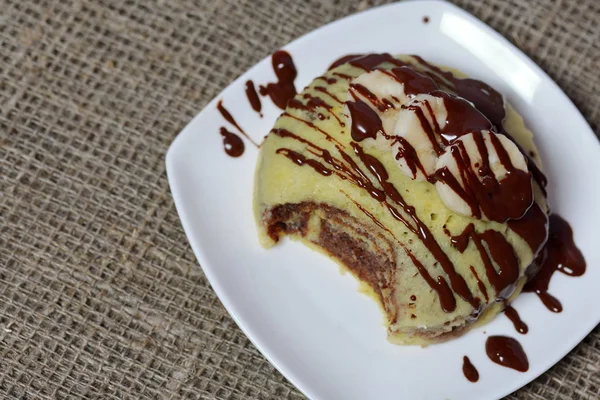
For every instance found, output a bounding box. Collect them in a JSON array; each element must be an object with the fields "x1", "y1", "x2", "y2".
[{"x1": 1, "y1": 0, "x2": 598, "y2": 398}]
